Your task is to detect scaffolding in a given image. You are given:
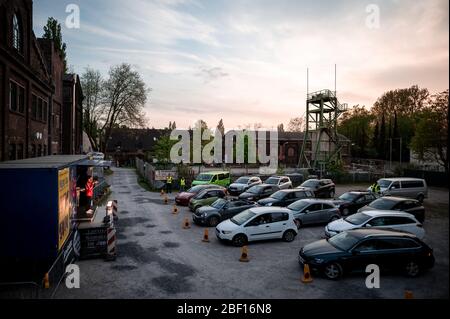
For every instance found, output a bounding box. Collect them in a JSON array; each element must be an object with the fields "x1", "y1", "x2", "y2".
[{"x1": 299, "y1": 89, "x2": 348, "y2": 169}]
